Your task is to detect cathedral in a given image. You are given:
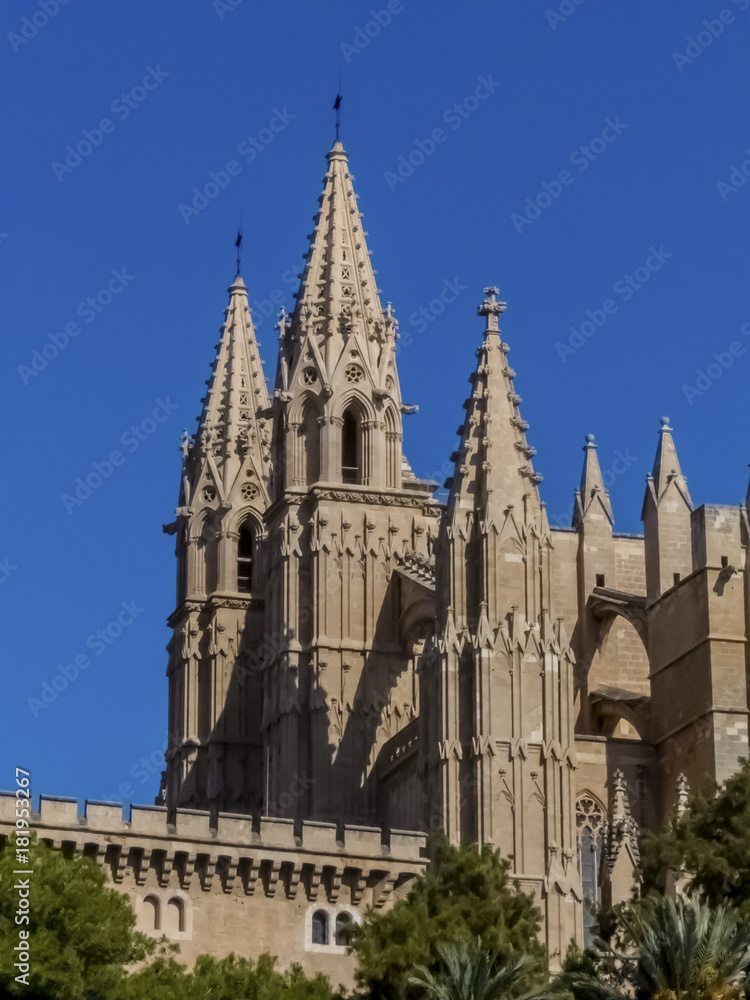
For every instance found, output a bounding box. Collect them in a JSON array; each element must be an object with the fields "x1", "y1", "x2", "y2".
[{"x1": 3, "y1": 140, "x2": 749, "y2": 977}]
